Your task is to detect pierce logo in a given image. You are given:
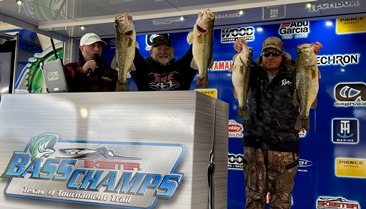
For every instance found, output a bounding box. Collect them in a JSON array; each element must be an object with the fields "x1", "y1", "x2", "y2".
[{"x1": 1, "y1": 133, "x2": 184, "y2": 208}]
